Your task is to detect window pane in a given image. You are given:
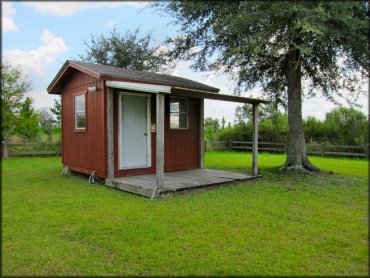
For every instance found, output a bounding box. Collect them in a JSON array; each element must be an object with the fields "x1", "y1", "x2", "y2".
[
  {"x1": 170, "y1": 97, "x2": 187, "y2": 113},
  {"x1": 75, "y1": 94, "x2": 86, "y2": 129},
  {"x1": 179, "y1": 99, "x2": 187, "y2": 112},
  {"x1": 75, "y1": 94, "x2": 85, "y2": 112},
  {"x1": 170, "y1": 100, "x2": 179, "y2": 113},
  {"x1": 179, "y1": 113, "x2": 187, "y2": 128},
  {"x1": 76, "y1": 113, "x2": 86, "y2": 129},
  {"x1": 170, "y1": 97, "x2": 188, "y2": 129},
  {"x1": 170, "y1": 112, "x2": 179, "y2": 129}
]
